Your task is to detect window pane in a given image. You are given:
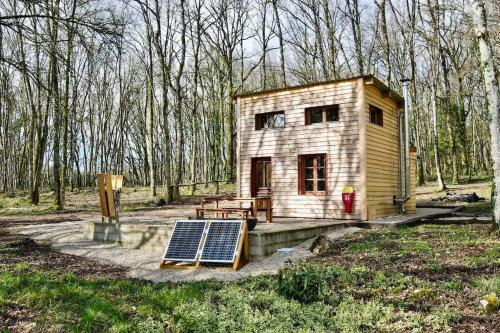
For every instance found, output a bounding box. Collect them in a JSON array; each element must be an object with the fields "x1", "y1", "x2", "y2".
[
  {"x1": 274, "y1": 113, "x2": 285, "y2": 127},
  {"x1": 263, "y1": 115, "x2": 273, "y2": 128},
  {"x1": 305, "y1": 168, "x2": 313, "y2": 179},
  {"x1": 317, "y1": 155, "x2": 325, "y2": 167},
  {"x1": 317, "y1": 180, "x2": 325, "y2": 191},
  {"x1": 317, "y1": 167, "x2": 325, "y2": 179},
  {"x1": 370, "y1": 109, "x2": 376, "y2": 124},
  {"x1": 310, "y1": 110, "x2": 323, "y2": 123},
  {"x1": 369, "y1": 105, "x2": 383, "y2": 126},
  {"x1": 305, "y1": 156, "x2": 314, "y2": 167},
  {"x1": 265, "y1": 163, "x2": 272, "y2": 187},
  {"x1": 326, "y1": 107, "x2": 339, "y2": 122},
  {"x1": 258, "y1": 163, "x2": 265, "y2": 187},
  {"x1": 305, "y1": 180, "x2": 314, "y2": 191},
  {"x1": 377, "y1": 110, "x2": 383, "y2": 126}
]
